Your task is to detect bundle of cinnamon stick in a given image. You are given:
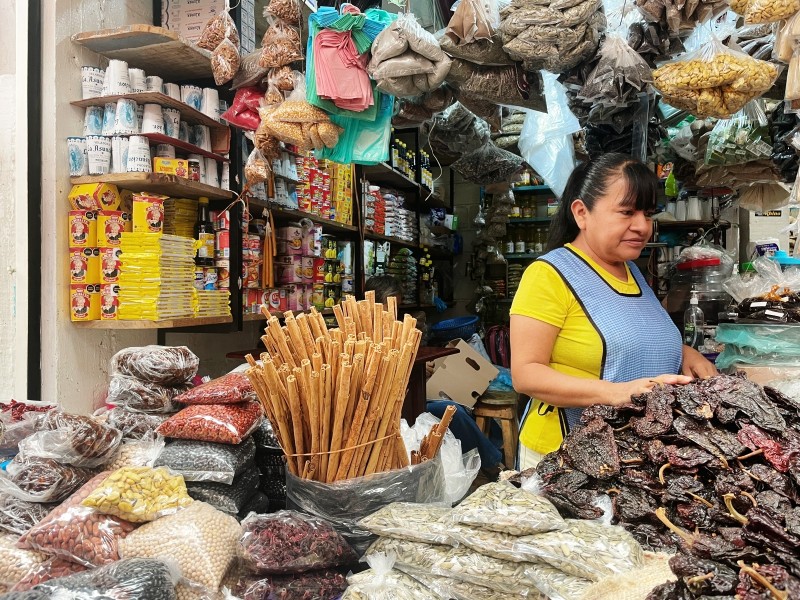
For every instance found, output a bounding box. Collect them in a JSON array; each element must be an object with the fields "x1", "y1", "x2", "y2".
[
  {"x1": 245, "y1": 292, "x2": 422, "y2": 483},
  {"x1": 412, "y1": 404, "x2": 456, "y2": 465}
]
